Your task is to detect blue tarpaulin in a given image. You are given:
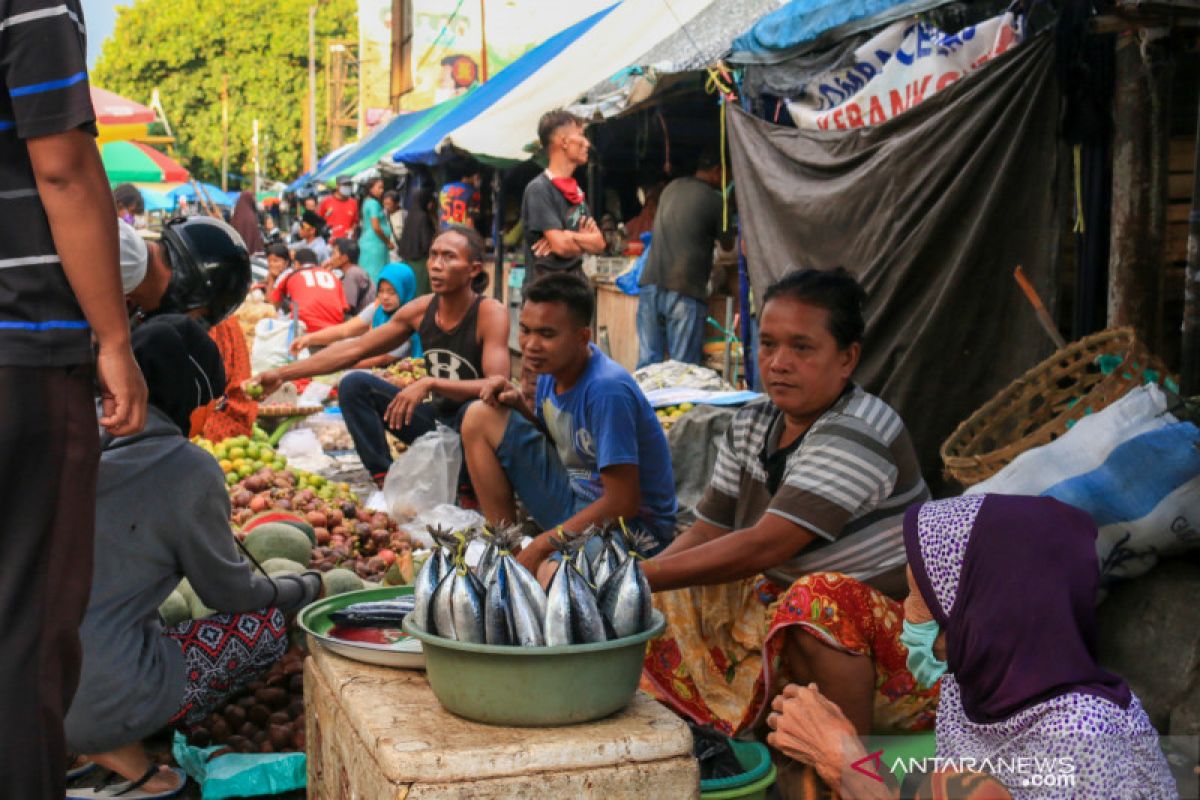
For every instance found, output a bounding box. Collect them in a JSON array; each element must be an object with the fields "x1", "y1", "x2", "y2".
[
  {"x1": 730, "y1": 0, "x2": 949, "y2": 63},
  {"x1": 391, "y1": 3, "x2": 619, "y2": 166}
]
